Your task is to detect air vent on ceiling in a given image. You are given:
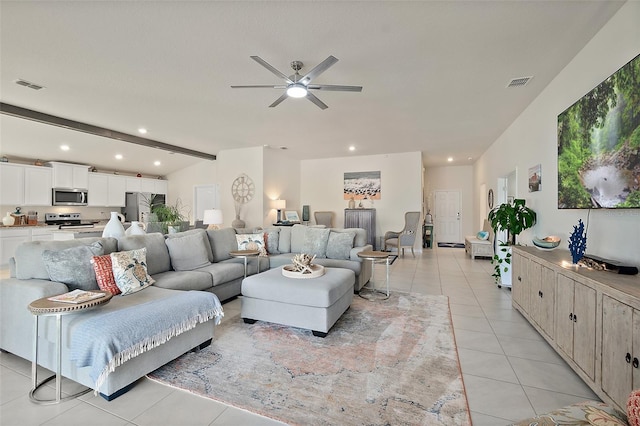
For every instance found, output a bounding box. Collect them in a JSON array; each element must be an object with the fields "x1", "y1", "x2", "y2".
[
  {"x1": 507, "y1": 76, "x2": 533, "y2": 88},
  {"x1": 15, "y1": 79, "x2": 45, "y2": 90}
]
